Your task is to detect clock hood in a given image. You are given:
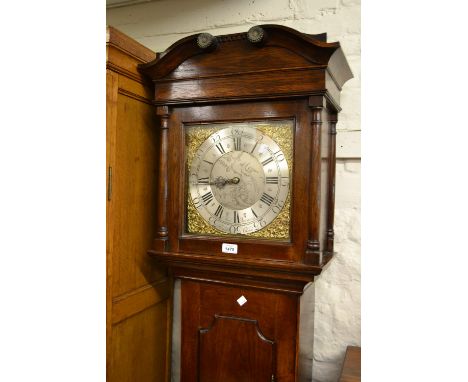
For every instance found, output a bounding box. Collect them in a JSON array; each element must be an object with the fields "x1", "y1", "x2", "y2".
[{"x1": 138, "y1": 24, "x2": 353, "y2": 109}]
